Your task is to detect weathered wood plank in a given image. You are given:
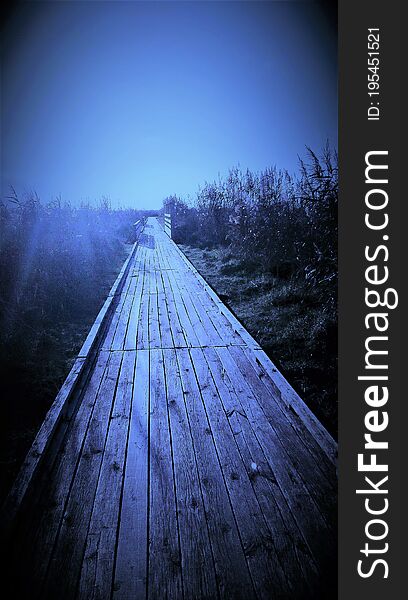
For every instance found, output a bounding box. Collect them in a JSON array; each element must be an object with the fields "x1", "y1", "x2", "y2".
[
  {"x1": 42, "y1": 351, "x2": 124, "y2": 600},
  {"x1": 161, "y1": 267, "x2": 198, "y2": 348},
  {"x1": 157, "y1": 233, "x2": 173, "y2": 271},
  {"x1": 246, "y1": 346, "x2": 337, "y2": 465},
  {"x1": 165, "y1": 239, "x2": 248, "y2": 348},
  {"x1": 148, "y1": 281, "x2": 161, "y2": 350},
  {"x1": 163, "y1": 349, "x2": 219, "y2": 599},
  {"x1": 10, "y1": 351, "x2": 112, "y2": 597},
  {"x1": 214, "y1": 346, "x2": 335, "y2": 568},
  {"x1": 189, "y1": 347, "x2": 289, "y2": 600},
  {"x1": 113, "y1": 350, "x2": 150, "y2": 600},
  {"x1": 124, "y1": 260, "x2": 146, "y2": 351},
  {"x1": 131, "y1": 243, "x2": 146, "y2": 277},
  {"x1": 111, "y1": 274, "x2": 139, "y2": 351},
  {"x1": 172, "y1": 267, "x2": 224, "y2": 347},
  {"x1": 203, "y1": 346, "x2": 322, "y2": 597},
  {"x1": 148, "y1": 349, "x2": 183, "y2": 599},
  {"x1": 101, "y1": 270, "x2": 135, "y2": 351},
  {"x1": 158, "y1": 287, "x2": 175, "y2": 349},
  {"x1": 78, "y1": 350, "x2": 136, "y2": 600},
  {"x1": 187, "y1": 281, "x2": 244, "y2": 347},
  {"x1": 176, "y1": 348, "x2": 256, "y2": 600},
  {"x1": 166, "y1": 266, "x2": 210, "y2": 347},
  {"x1": 78, "y1": 241, "x2": 139, "y2": 357},
  {"x1": 174, "y1": 243, "x2": 260, "y2": 348},
  {"x1": 227, "y1": 345, "x2": 336, "y2": 529},
  {"x1": 136, "y1": 283, "x2": 150, "y2": 350}
]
